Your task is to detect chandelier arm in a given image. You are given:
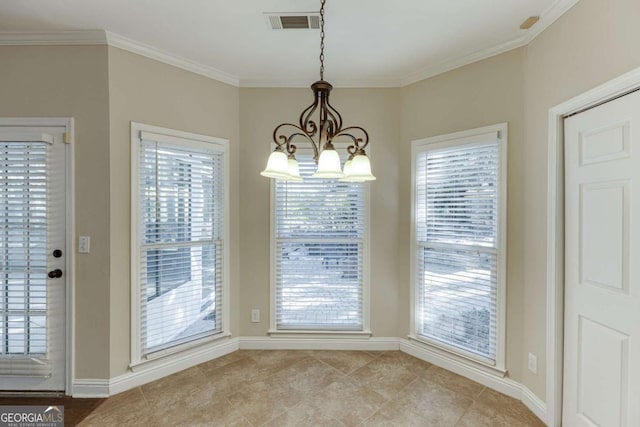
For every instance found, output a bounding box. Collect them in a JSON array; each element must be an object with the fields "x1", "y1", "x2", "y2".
[
  {"x1": 273, "y1": 122, "x2": 320, "y2": 160},
  {"x1": 333, "y1": 126, "x2": 370, "y2": 153},
  {"x1": 324, "y1": 98, "x2": 343, "y2": 135},
  {"x1": 299, "y1": 99, "x2": 320, "y2": 136},
  {"x1": 334, "y1": 133, "x2": 361, "y2": 154}
]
